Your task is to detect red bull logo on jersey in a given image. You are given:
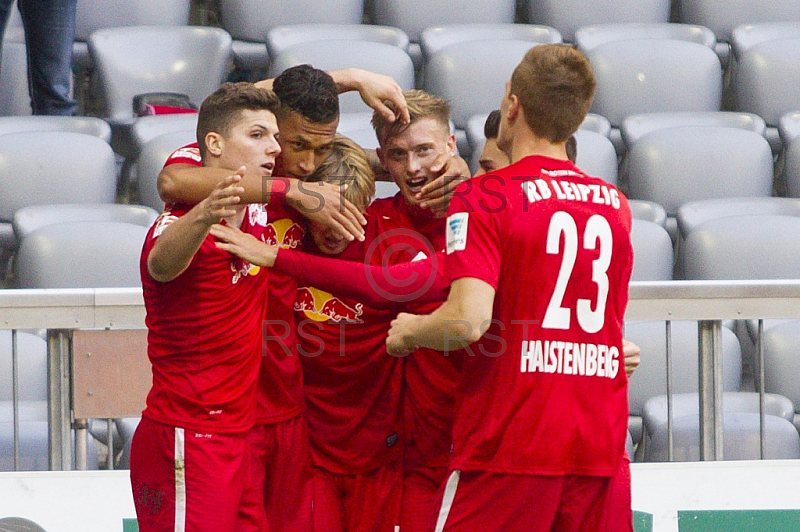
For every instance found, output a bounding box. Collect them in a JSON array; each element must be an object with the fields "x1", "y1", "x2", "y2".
[
  {"x1": 264, "y1": 217, "x2": 304, "y2": 249},
  {"x1": 294, "y1": 286, "x2": 364, "y2": 323},
  {"x1": 231, "y1": 258, "x2": 260, "y2": 284}
]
